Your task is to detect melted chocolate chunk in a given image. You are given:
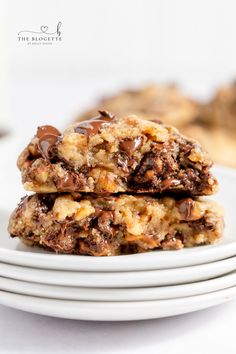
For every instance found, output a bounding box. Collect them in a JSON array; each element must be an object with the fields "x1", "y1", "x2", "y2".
[
  {"x1": 38, "y1": 135, "x2": 58, "y2": 160},
  {"x1": 37, "y1": 125, "x2": 61, "y2": 160},
  {"x1": 193, "y1": 218, "x2": 215, "y2": 231},
  {"x1": 56, "y1": 174, "x2": 75, "y2": 190},
  {"x1": 37, "y1": 125, "x2": 60, "y2": 139},
  {"x1": 97, "y1": 110, "x2": 115, "y2": 120},
  {"x1": 177, "y1": 198, "x2": 195, "y2": 220},
  {"x1": 39, "y1": 194, "x2": 55, "y2": 212},
  {"x1": 119, "y1": 137, "x2": 142, "y2": 156},
  {"x1": 75, "y1": 111, "x2": 115, "y2": 137},
  {"x1": 55, "y1": 172, "x2": 82, "y2": 191}
]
